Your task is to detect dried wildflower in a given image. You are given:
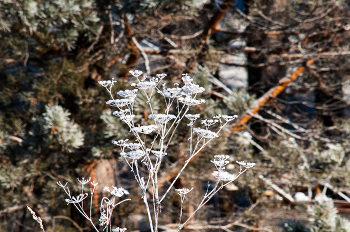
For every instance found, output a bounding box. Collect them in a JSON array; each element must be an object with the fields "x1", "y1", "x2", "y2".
[
  {"x1": 65, "y1": 193, "x2": 89, "y2": 204},
  {"x1": 99, "y1": 212, "x2": 108, "y2": 226},
  {"x1": 106, "y1": 99, "x2": 134, "y2": 107},
  {"x1": 236, "y1": 161, "x2": 256, "y2": 169},
  {"x1": 157, "y1": 87, "x2": 182, "y2": 98},
  {"x1": 156, "y1": 73, "x2": 167, "y2": 79},
  {"x1": 211, "y1": 155, "x2": 230, "y2": 169},
  {"x1": 182, "y1": 73, "x2": 193, "y2": 84},
  {"x1": 176, "y1": 188, "x2": 193, "y2": 196},
  {"x1": 221, "y1": 115, "x2": 238, "y2": 122},
  {"x1": 129, "y1": 70, "x2": 143, "y2": 78},
  {"x1": 201, "y1": 119, "x2": 219, "y2": 127},
  {"x1": 117, "y1": 89, "x2": 138, "y2": 99},
  {"x1": 131, "y1": 125, "x2": 158, "y2": 134},
  {"x1": 112, "y1": 228, "x2": 127, "y2": 232},
  {"x1": 112, "y1": 139, "x2": 129, "y2": 146},
  {"x1": 182, "y1": 84, "x2": 205, "y2": 95},
  {"x1": 212, "y1": 171, "x2": 235, "y2": 181},
  {"x1": 122, "y1": 150, "x2": 145, "y2": 159},
  {"x1": 185, "y1": 114, "x2": 201, "y2": 121},
  {"x1": 178, "y1": 96, "x2": 205, "y2": 106},
  {"x1": 77, "y1": 177, "x2": 91, "y2": 185},
  {"x1": 124, "y1": 143, "x2": 142, "y2": 150},
  {"x1": 106, "y1": 186, "x2": 129, "y2": 197},
  {"x1": 131, "y1": 81, "x2": 156, "y2": 90},
  {"x1": 113, "y1": 110, "x2": 135, "y2": 122},
  {"x1": 193, "y1": 128, "x2": 218, "y2": 139},
  {"x1": 91, "y1": 181, "x2": 98, "y2": 187},
  {"x1": 98, "y1": 78, "x2": 117, "y2": 88},
  {"x1": 148, "y1": 114, "x2": 176, "y2": 124}
]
